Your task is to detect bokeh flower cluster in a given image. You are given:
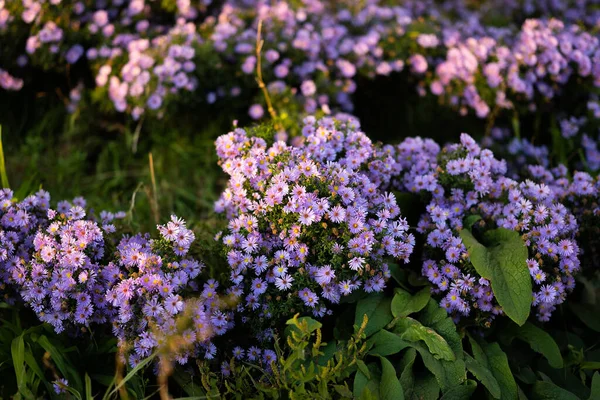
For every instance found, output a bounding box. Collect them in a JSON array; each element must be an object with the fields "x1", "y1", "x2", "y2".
[{"x1": 2, "y1": 0, "x2": 600, "y2": 128}]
